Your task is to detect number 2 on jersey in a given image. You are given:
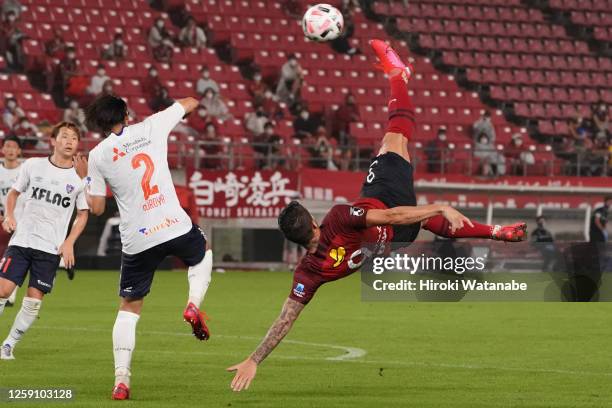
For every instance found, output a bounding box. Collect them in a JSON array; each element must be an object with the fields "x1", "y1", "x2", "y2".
[{"x1": 132, "y1": 153, "x2": 159, "y2": 200}]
